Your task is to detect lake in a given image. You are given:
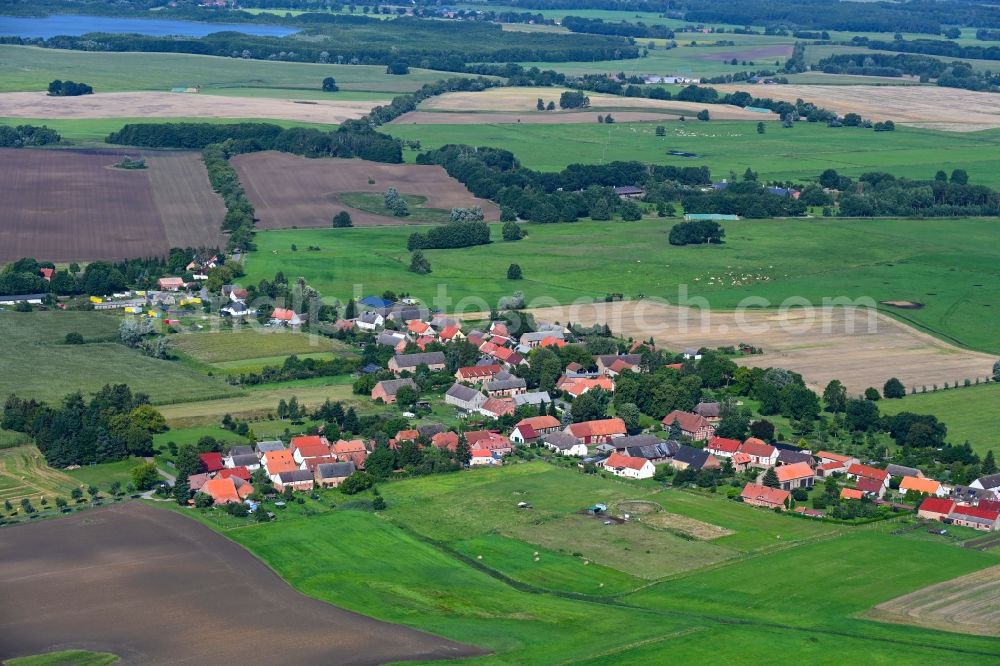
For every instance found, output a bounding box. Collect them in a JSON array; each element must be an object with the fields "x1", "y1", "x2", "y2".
[{"x1": 0, "y1": 14, "x2": 298, "y2": 39}]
